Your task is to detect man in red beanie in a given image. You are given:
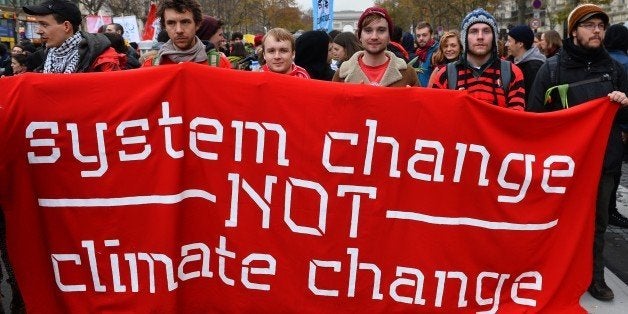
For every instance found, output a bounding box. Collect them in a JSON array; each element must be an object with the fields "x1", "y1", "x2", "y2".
[
  {"x1": 332, "y1": 7, "x2": 417, "y2": 87},
  {"x1": 527, "y1": 4, "x2": 628, "y2": 301}
]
